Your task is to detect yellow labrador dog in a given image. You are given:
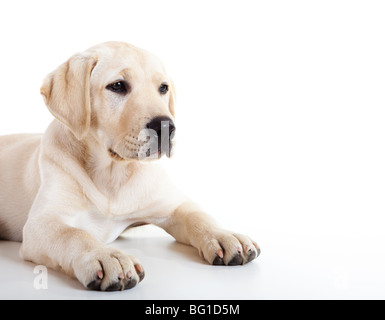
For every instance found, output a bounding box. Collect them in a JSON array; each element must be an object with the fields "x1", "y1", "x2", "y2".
[{"x1": 0, "y1": 42, "x2": 260, "y2": 291}]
